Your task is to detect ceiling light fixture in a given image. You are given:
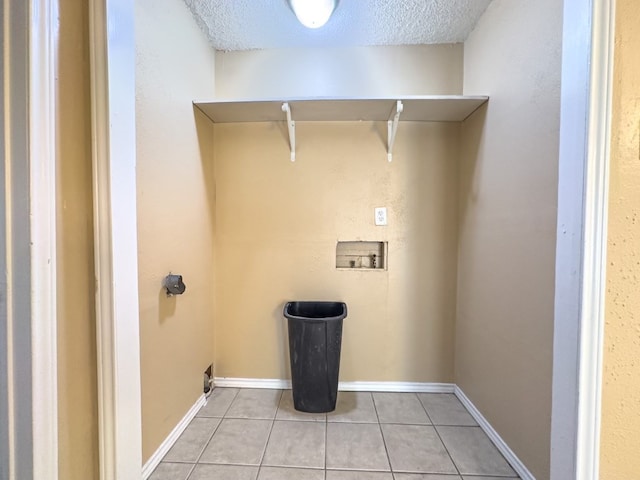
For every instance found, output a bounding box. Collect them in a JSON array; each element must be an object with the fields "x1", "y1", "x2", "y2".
[{"x1": 289, "y1": 0, "x2": 337, "y2": 29}]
